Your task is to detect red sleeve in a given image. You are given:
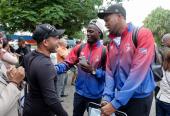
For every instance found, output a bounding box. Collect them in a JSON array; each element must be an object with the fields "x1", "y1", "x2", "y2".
[{"x1": 65, "y1": 44, "x2": 81, "y2": 66}]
